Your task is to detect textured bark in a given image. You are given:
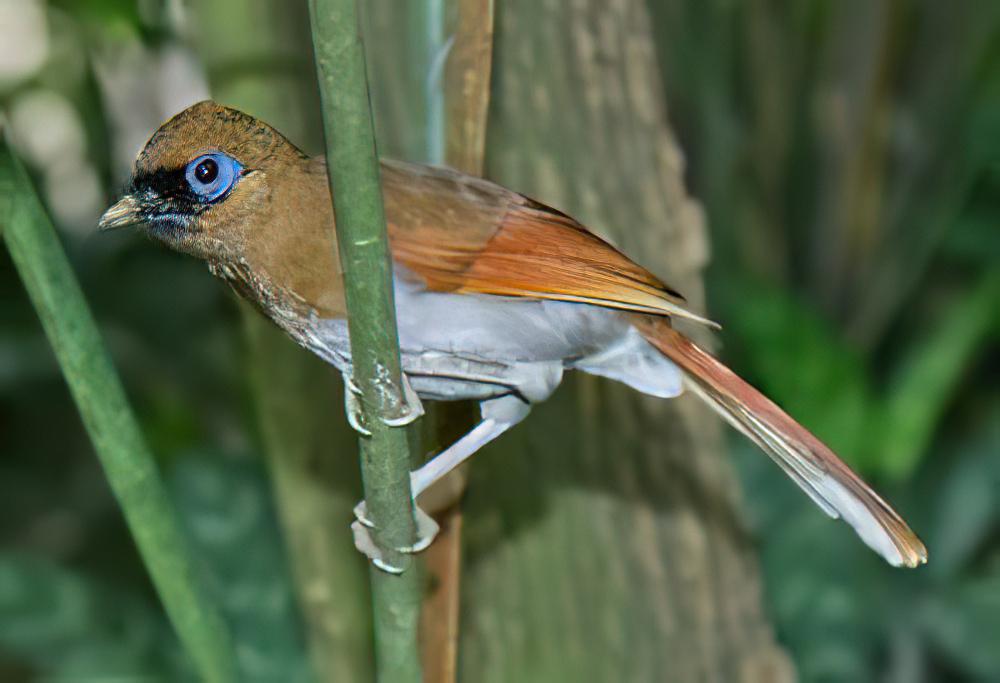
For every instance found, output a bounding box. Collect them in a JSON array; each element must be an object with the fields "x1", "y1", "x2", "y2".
[{"x1": 453, "y1": 1, "x2": 795, "y2": 681}]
